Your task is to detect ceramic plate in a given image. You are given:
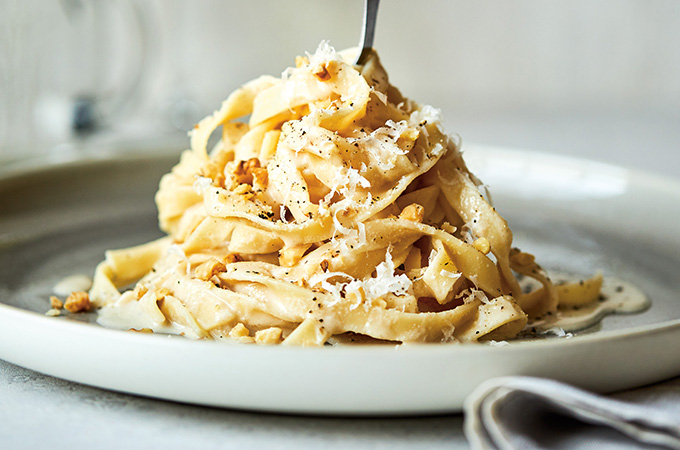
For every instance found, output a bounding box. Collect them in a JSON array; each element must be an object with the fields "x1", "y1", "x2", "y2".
[{"x1": 1, "y1": 145, "x2": 679, "y2": 415}]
